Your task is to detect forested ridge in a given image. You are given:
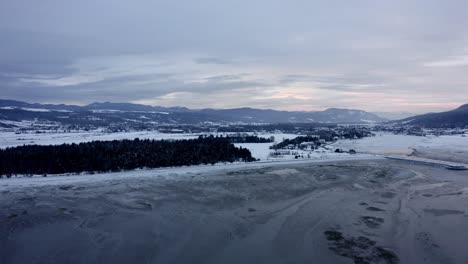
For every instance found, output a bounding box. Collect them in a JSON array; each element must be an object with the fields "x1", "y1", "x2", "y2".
[
  {"x1": 223, "y1": 135, "x2": 273, "y2": 143},
  {"x1": 0, "y1": 136, "x2": 255, "y2": 177}
]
